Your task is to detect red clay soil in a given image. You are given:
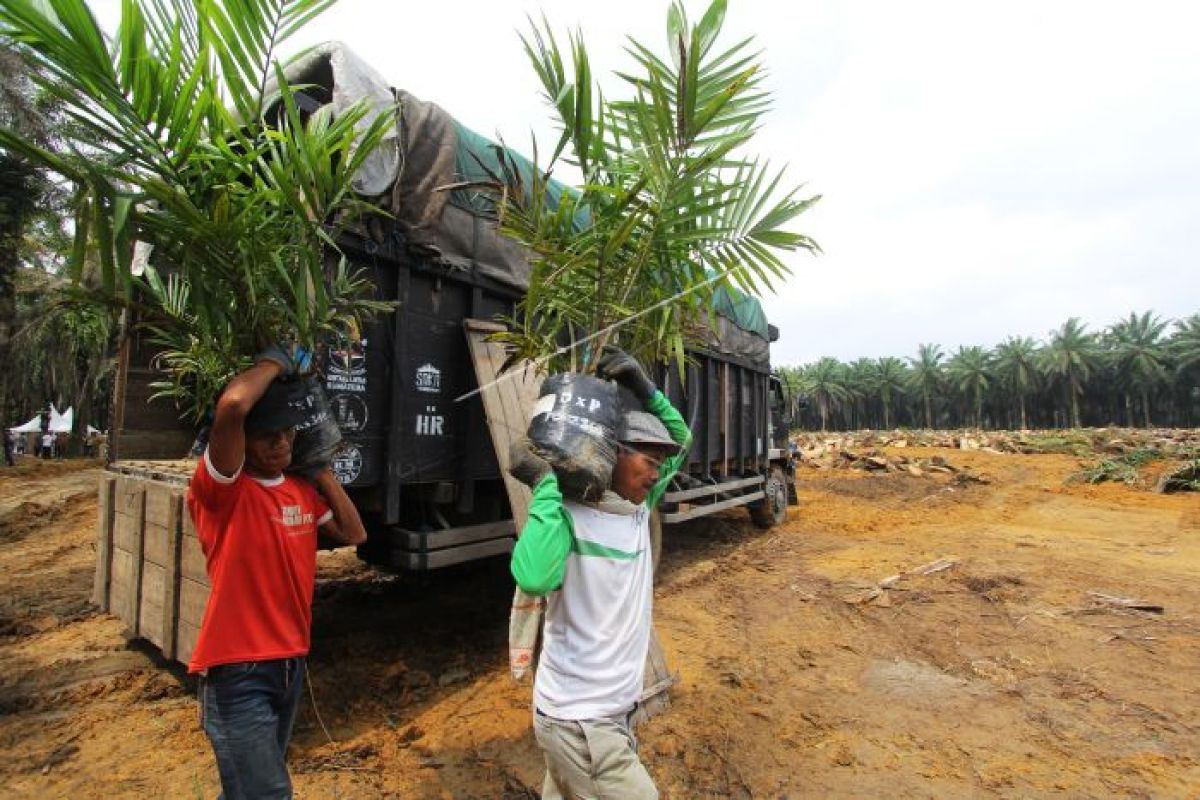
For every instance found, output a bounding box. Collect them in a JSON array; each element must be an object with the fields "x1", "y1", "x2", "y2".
[{"x1": 0, "y1": 448, "x2": 1197, "y2": 798}]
